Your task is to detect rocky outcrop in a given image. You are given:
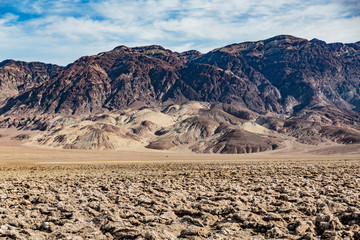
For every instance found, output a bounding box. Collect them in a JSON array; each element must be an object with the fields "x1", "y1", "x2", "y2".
[
  {"x1": 5, "y1": 101, "x2": 360, "y2": 152},
  {"x1": 1, "y1": 160, "x2": 359, "y2": 239},
  {"x1": 0, "y1": 60, "x2": 62, "y2": 104},
  {"x1": 1, "y1": 35, "x2": 359, "y2": 123},
  {"x1": 191, "y1": 127, "x2": 281, "y2": 154},
  {"x1": 1, "y1": 35, "x2": 360, "y2": 153}
]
